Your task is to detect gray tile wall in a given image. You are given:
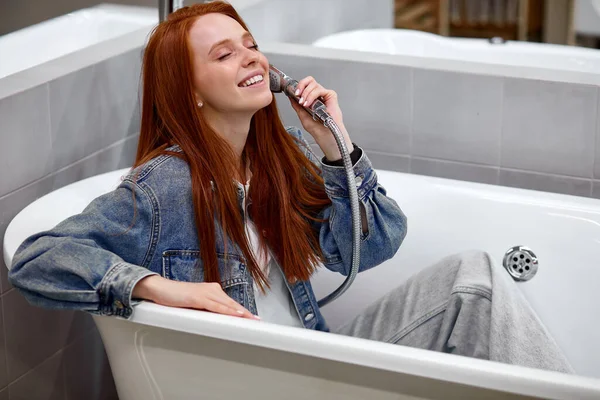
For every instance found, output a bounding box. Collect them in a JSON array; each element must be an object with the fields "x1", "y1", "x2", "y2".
[
  {"x1": 0, "y1": 46, "x2": 142, "y2": 398},
  {"x1": 266, "y1": 50, "x2": 600, "y2": 199}
]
